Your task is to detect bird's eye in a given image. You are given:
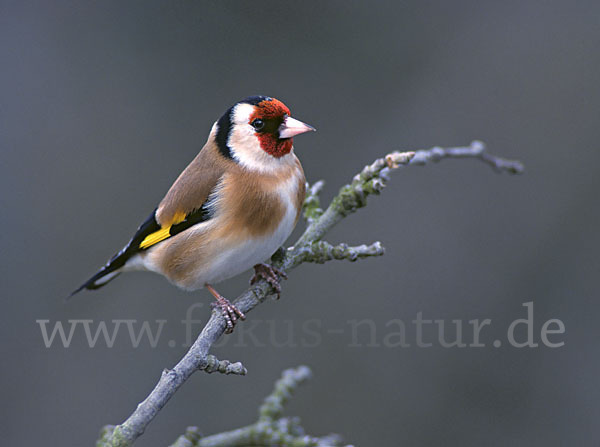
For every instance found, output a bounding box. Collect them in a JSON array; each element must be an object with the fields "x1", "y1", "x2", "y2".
[{"x1": 251, "y1": 119, "x2": 265, "y2": 131}]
